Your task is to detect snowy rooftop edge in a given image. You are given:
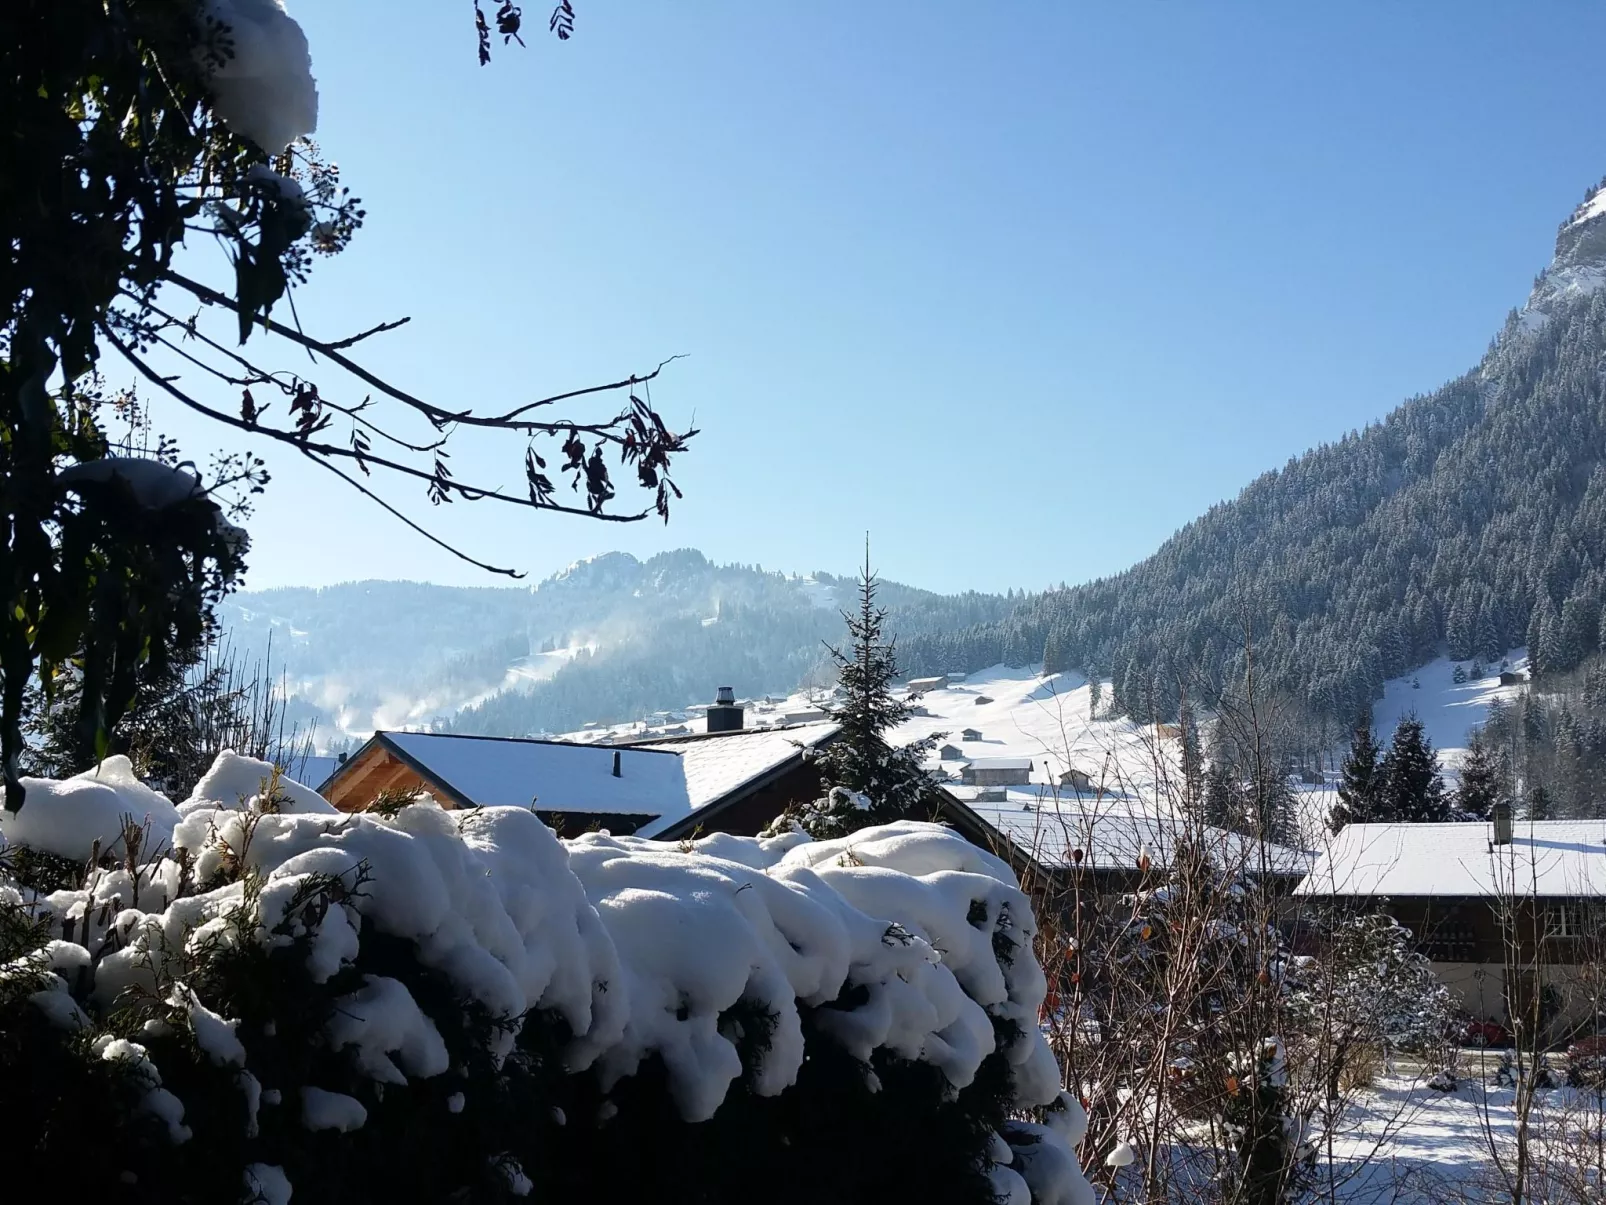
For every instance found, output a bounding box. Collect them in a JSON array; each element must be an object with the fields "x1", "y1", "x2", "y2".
[{"x1": 1295, "y1": 819, "x2": 1606, "y2": 899}]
